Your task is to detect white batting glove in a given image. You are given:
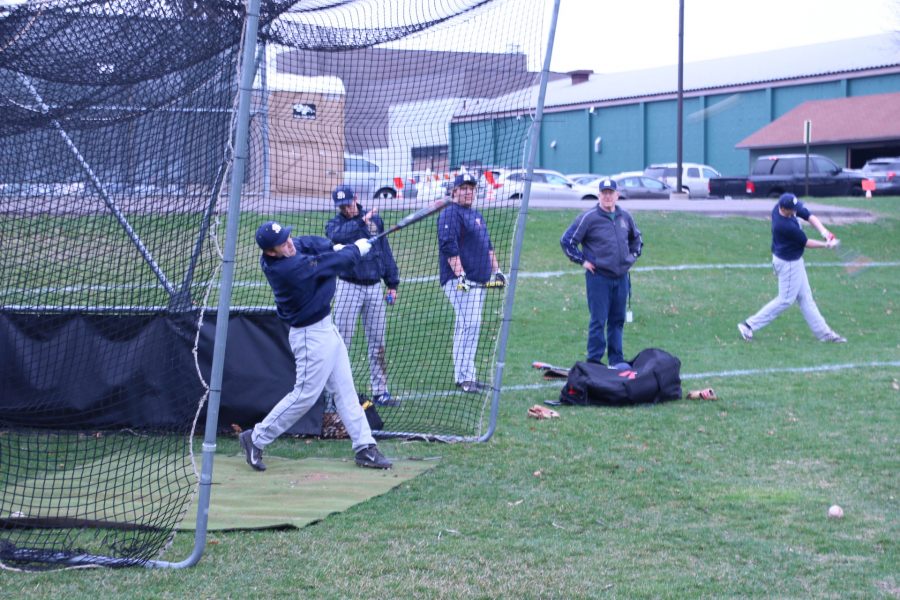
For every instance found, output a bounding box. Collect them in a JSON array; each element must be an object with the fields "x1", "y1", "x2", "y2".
[
  {"x1": 332, "y1": 244, "x2": 345, "y2": 252},
  {"x1": 353, "y1": 238, "x2": 372, "y2": 257},
  {"x1": 826, "y1": 237, "x2": 841, "y2": 249},
  {"x1": 822, "y1": 230, "x2": 835, "y2": 242},
  {"x1": 456, "y1": 273, "x2": 471, "y2": 292}
]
